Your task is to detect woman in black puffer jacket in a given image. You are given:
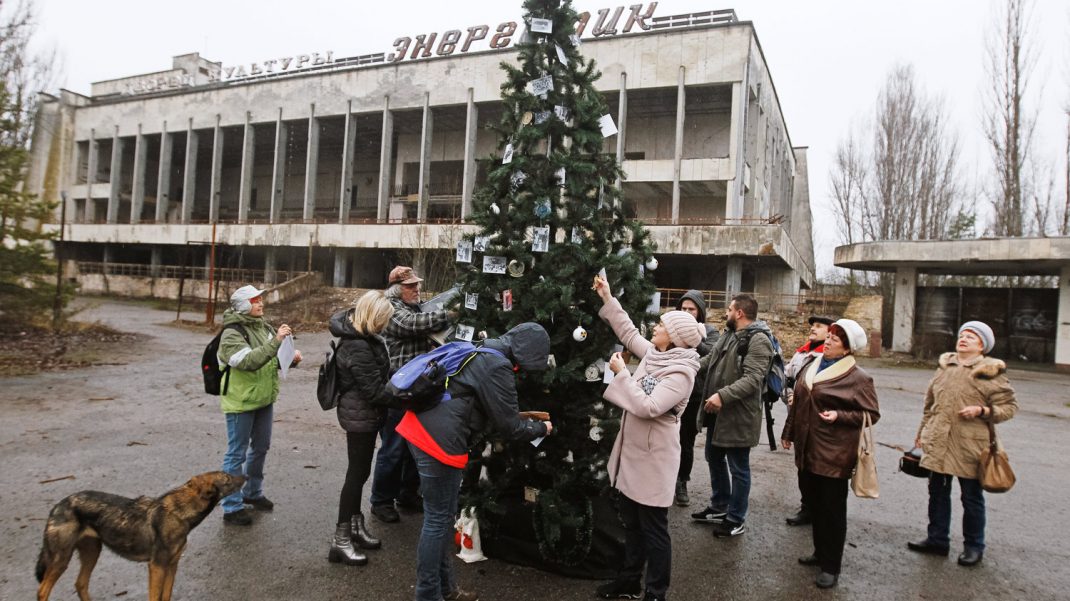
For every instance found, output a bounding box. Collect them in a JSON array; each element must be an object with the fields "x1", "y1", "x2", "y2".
[{"x1": 327, "y1": 290, "x2": 396, "y2": 566}]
